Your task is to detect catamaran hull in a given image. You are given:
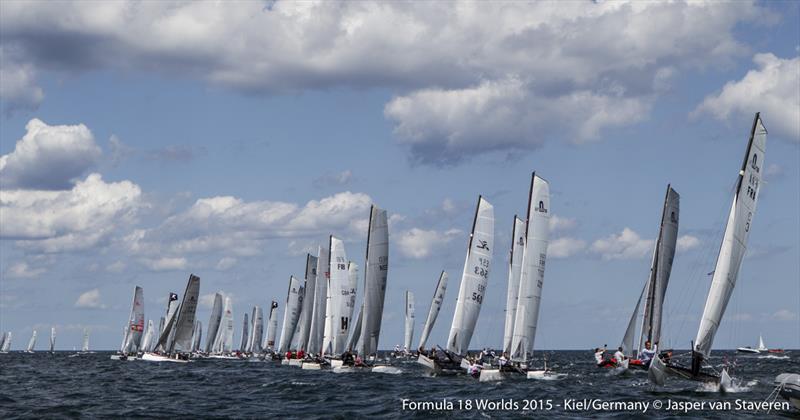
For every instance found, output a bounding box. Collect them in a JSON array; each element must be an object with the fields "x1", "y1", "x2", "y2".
[
  {"x1": 776, "y1": 374, "x2": 800, "y2": 410},
  {"x1": 736, "y1": 347, "x2": 760, "y2": 354},
  {"x1": 301, "y1": 362, "x2": 322, "y2": 370},
  {"x1": 140, "y1": 353, "x2": 188, "y2": 363},
  {"x1": 417, "y1": 354, "x2": 463, "y2": 375},
  {"x1": 288, "y1": 359, "x2": 303, "y2": 367}
]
